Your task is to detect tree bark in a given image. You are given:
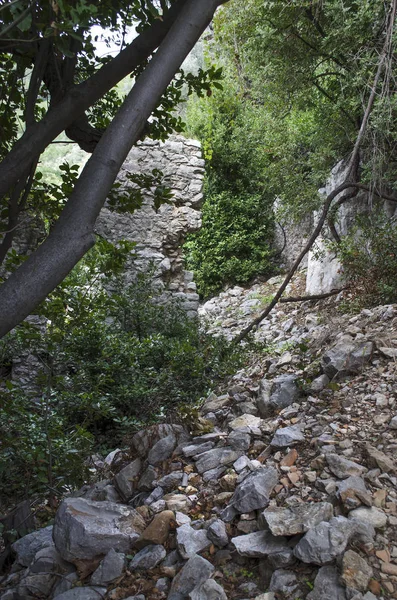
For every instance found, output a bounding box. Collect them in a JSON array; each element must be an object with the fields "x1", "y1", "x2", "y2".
[
  {"x1": 0, "y1": 0, "x2": 225, "y2": 339},
  {"x1": 0, "y1": 0, "x2": 188, "y2": 201}
]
